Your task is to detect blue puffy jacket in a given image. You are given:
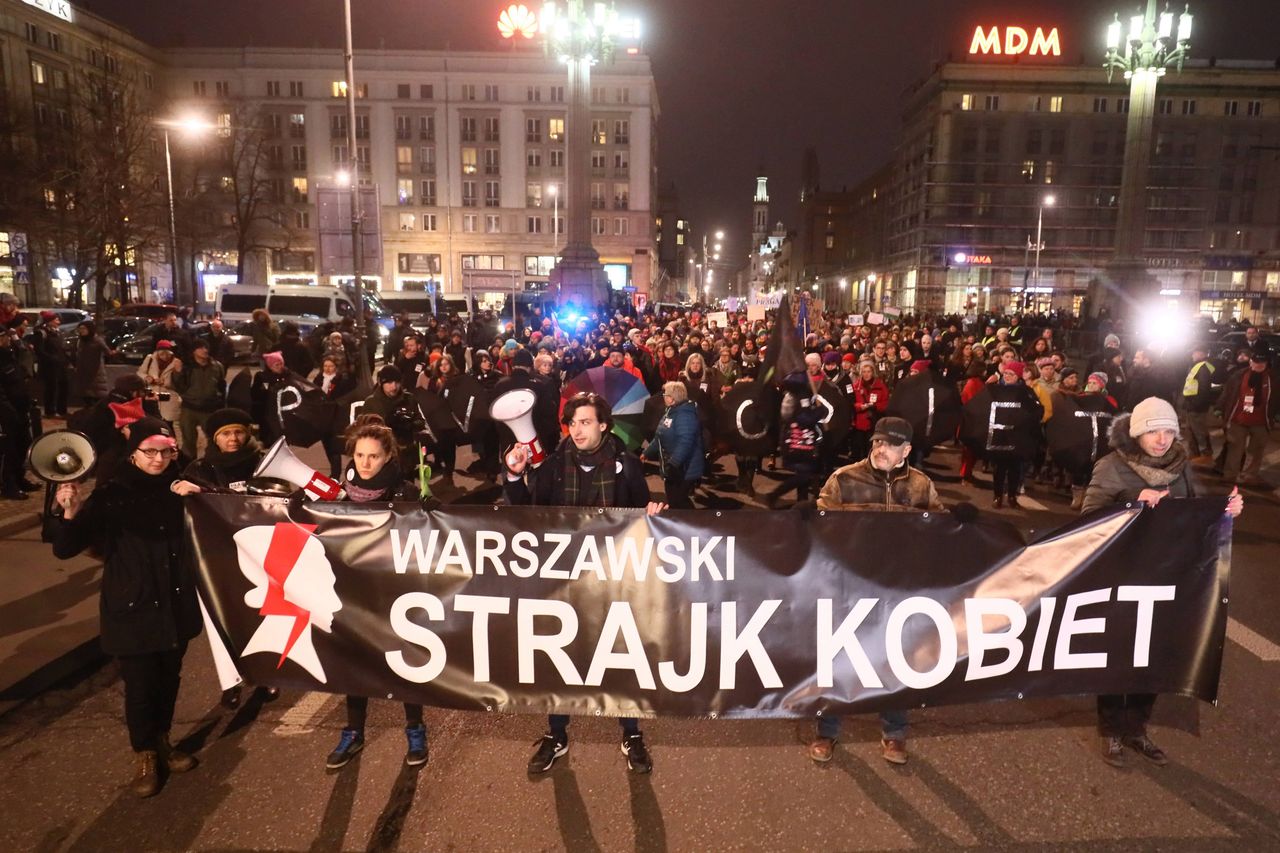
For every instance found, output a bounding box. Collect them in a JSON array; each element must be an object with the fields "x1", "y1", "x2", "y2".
[{"x1": 645, "y1": 399, "x2": 705, "y2": 481}]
